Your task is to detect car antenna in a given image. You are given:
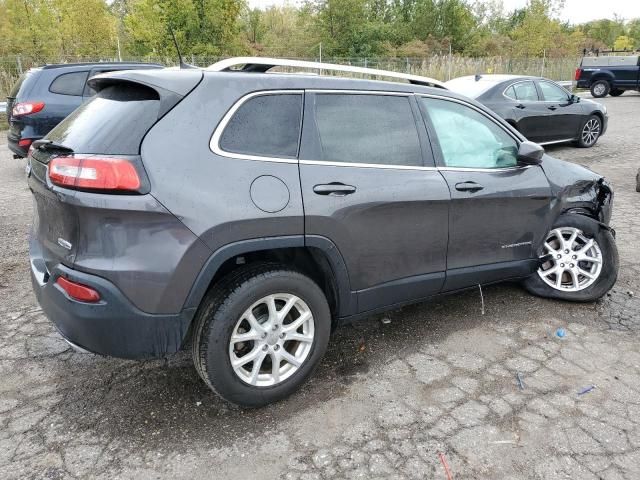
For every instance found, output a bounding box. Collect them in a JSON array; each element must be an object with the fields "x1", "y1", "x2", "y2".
[
  {"x1": 169, "y1": 26, "x2": 197, "y2": 69},
  {"x1": 474, "y1": 73, "x2": 482, "y2": 81}
]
